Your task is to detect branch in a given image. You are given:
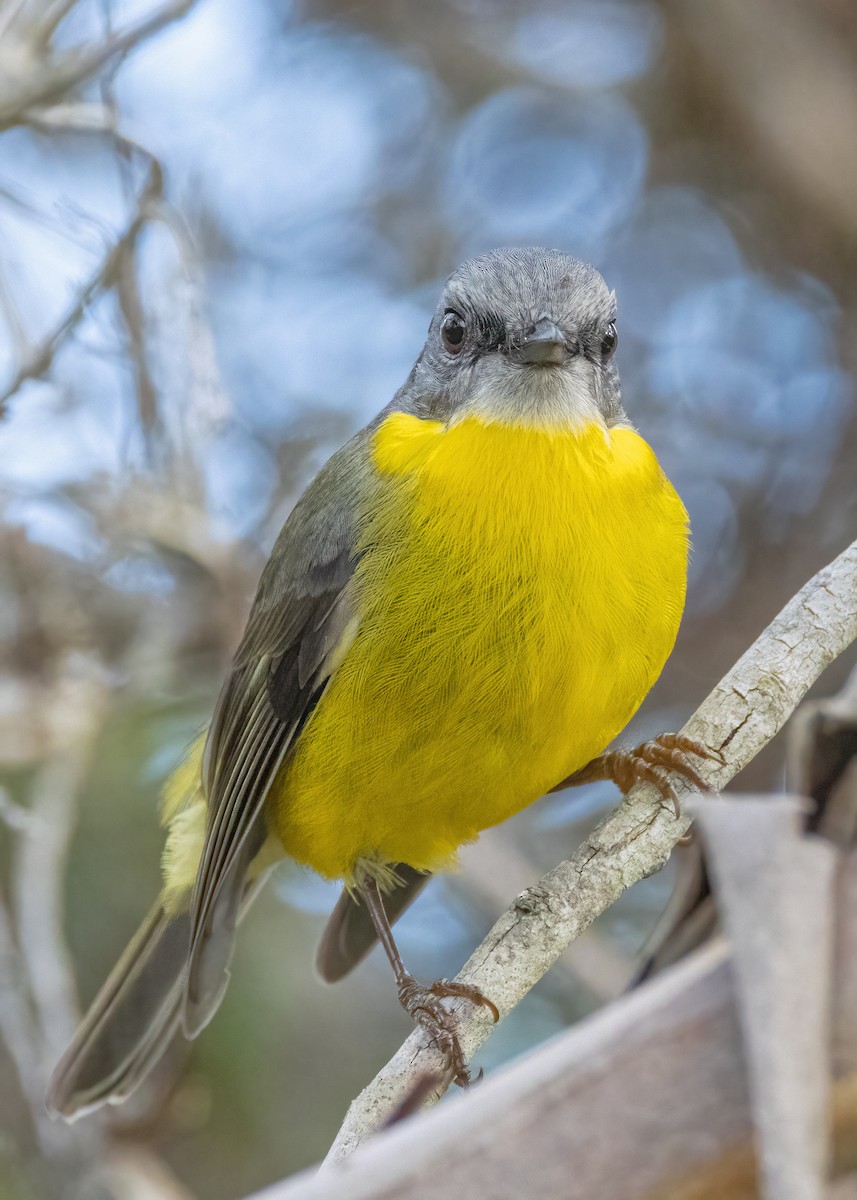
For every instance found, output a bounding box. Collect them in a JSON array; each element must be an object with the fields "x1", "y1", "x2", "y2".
[
  {"x1": 325, "y1": 537, "x2": 857, "y2": 1163},
  {"x1": 0, "y1": 670, "x2": 108, "y2": 1157},
  {"x1": 0, "y1": 0, "x2": 198, "y2": 133},
  {"x1": 0, "y1": 144, "x2": 162, "y2": 413},
  {"x1": 12, "y1": 745, "x2": 96, "y2": 1062},
  {"x1": 0, "y1": 891, "x2": 44, "y2": 1122}
]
